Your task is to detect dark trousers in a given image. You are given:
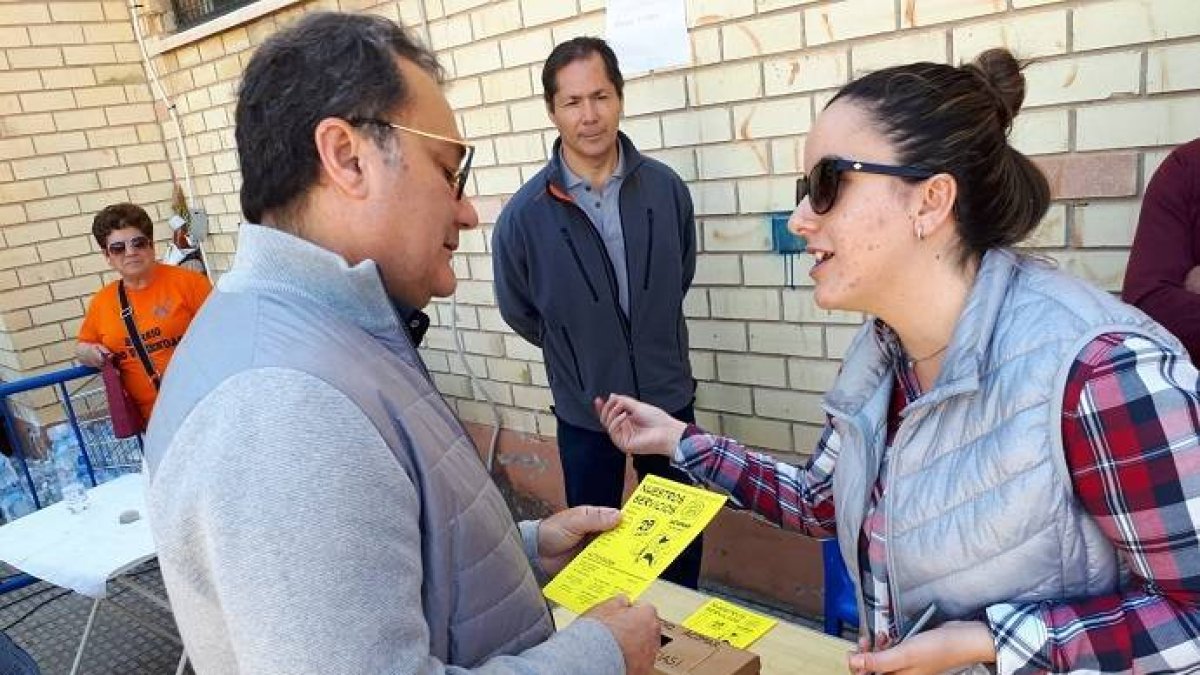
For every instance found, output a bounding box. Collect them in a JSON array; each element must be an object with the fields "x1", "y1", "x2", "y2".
[{"x1": 556, "y1": 402, "x2": 703, "y2": 589}]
